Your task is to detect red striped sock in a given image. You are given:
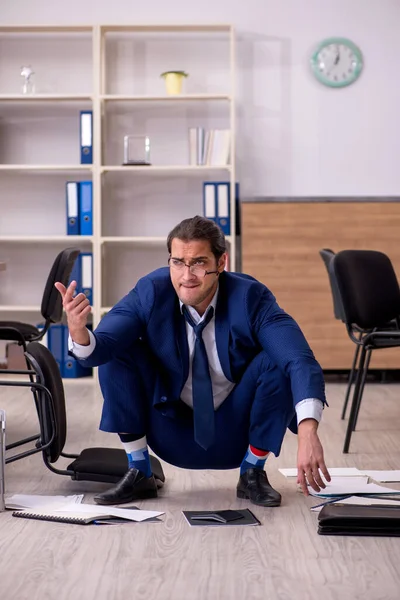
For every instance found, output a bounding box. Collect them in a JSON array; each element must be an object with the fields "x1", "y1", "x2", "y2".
[
  {"x1": 249, "y1": 445, "x2": 270, "y2": 458},
  {"x1": 240, "y1": 445, "x2": 270, "y2": 474}
]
